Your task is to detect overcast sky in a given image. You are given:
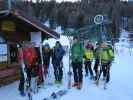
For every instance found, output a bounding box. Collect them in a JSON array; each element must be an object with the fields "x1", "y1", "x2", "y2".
[
  {"x1": 30, "y1": 0, "x2": 131, "y2": 3},
  {"x1": 31, "y1": 0, "x2": 80, "y2": 3}
]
